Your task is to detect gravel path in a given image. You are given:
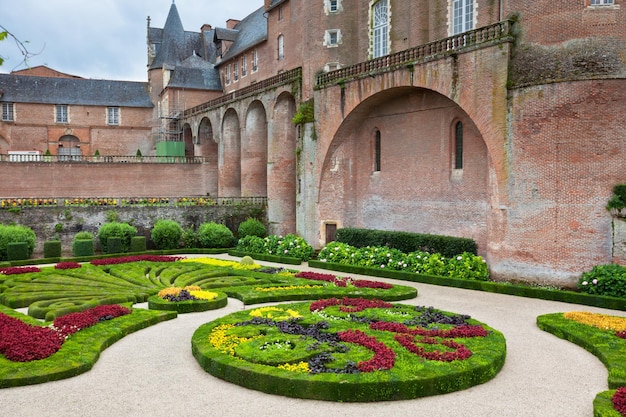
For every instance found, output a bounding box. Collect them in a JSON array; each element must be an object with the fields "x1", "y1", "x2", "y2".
[{"x1": 2, "y1": 255, "x2": 623, "y2": 417}]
